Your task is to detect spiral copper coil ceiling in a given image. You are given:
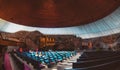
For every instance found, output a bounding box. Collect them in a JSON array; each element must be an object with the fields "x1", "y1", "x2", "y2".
[{"x1": 0, "y1": 0, "x2": 120, "y2": 27}]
